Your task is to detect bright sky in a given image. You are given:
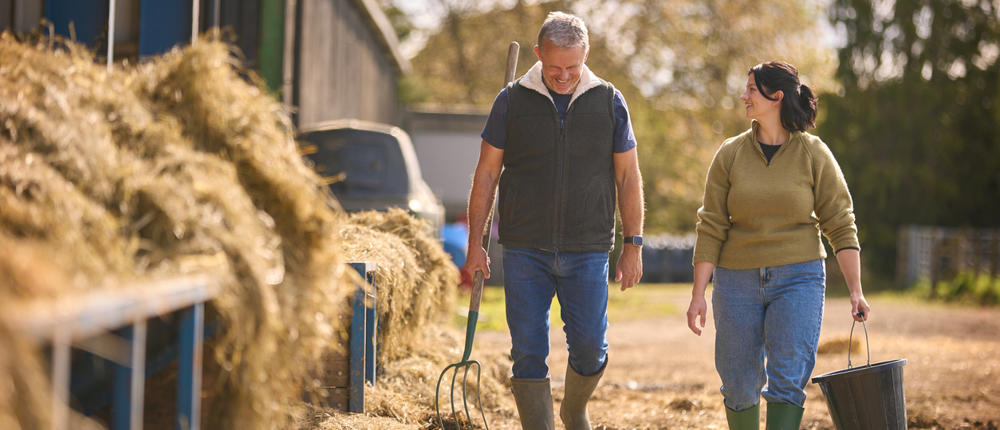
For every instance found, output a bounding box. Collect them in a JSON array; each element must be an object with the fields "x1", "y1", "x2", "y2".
[{"x1": 392, "y1": 0, "x2": 842, "y2": 60}]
